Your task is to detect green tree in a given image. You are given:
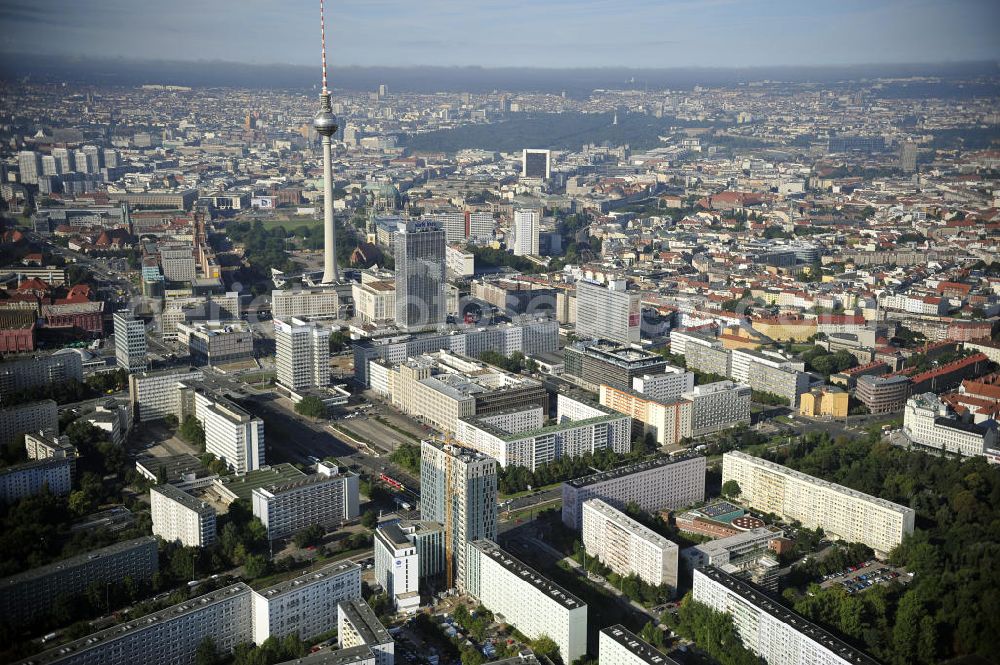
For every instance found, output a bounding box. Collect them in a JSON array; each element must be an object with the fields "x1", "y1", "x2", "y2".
[
  {"x1": 531, "y1": 635, "x2": 560, "y2": 661},
  {"x1": 721, "y1": 480, "x2": 742, "y2": 499},
  {"x1": 179, "y1": 415, "x2": 206, "y2": 451},
  {"x1": 360, "y1": 510, "x2": 378, "y2": 529},
  {"x1": 292, "y1": 524, "x2": 325, "y2": 548},
  {"x1": 294, "y1": 396, "x2": 327, "y2": 419},
  {"x1": 195, "y1": 637, "x2": 219, "y2": 665}
]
